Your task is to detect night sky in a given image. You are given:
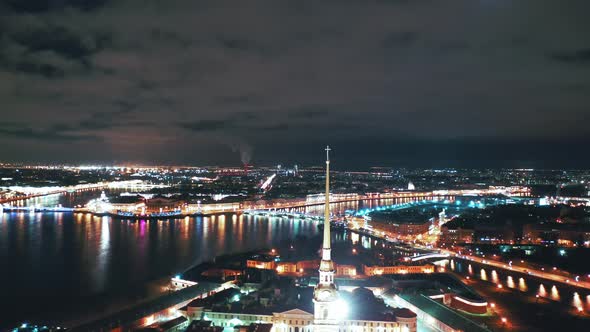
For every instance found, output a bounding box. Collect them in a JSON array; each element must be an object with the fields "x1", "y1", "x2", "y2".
[{"x1": 1, "y1": 0, "x2": 589, "y2": 169}]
